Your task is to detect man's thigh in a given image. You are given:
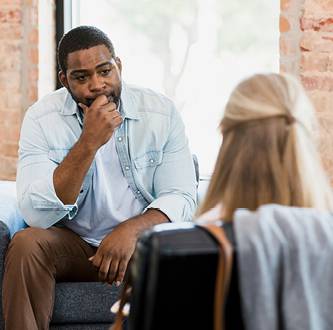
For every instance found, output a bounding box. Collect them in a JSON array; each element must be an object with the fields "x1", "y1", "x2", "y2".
[{"x1": 8, "y1": 226, "x2": 99, "y2": 282}]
